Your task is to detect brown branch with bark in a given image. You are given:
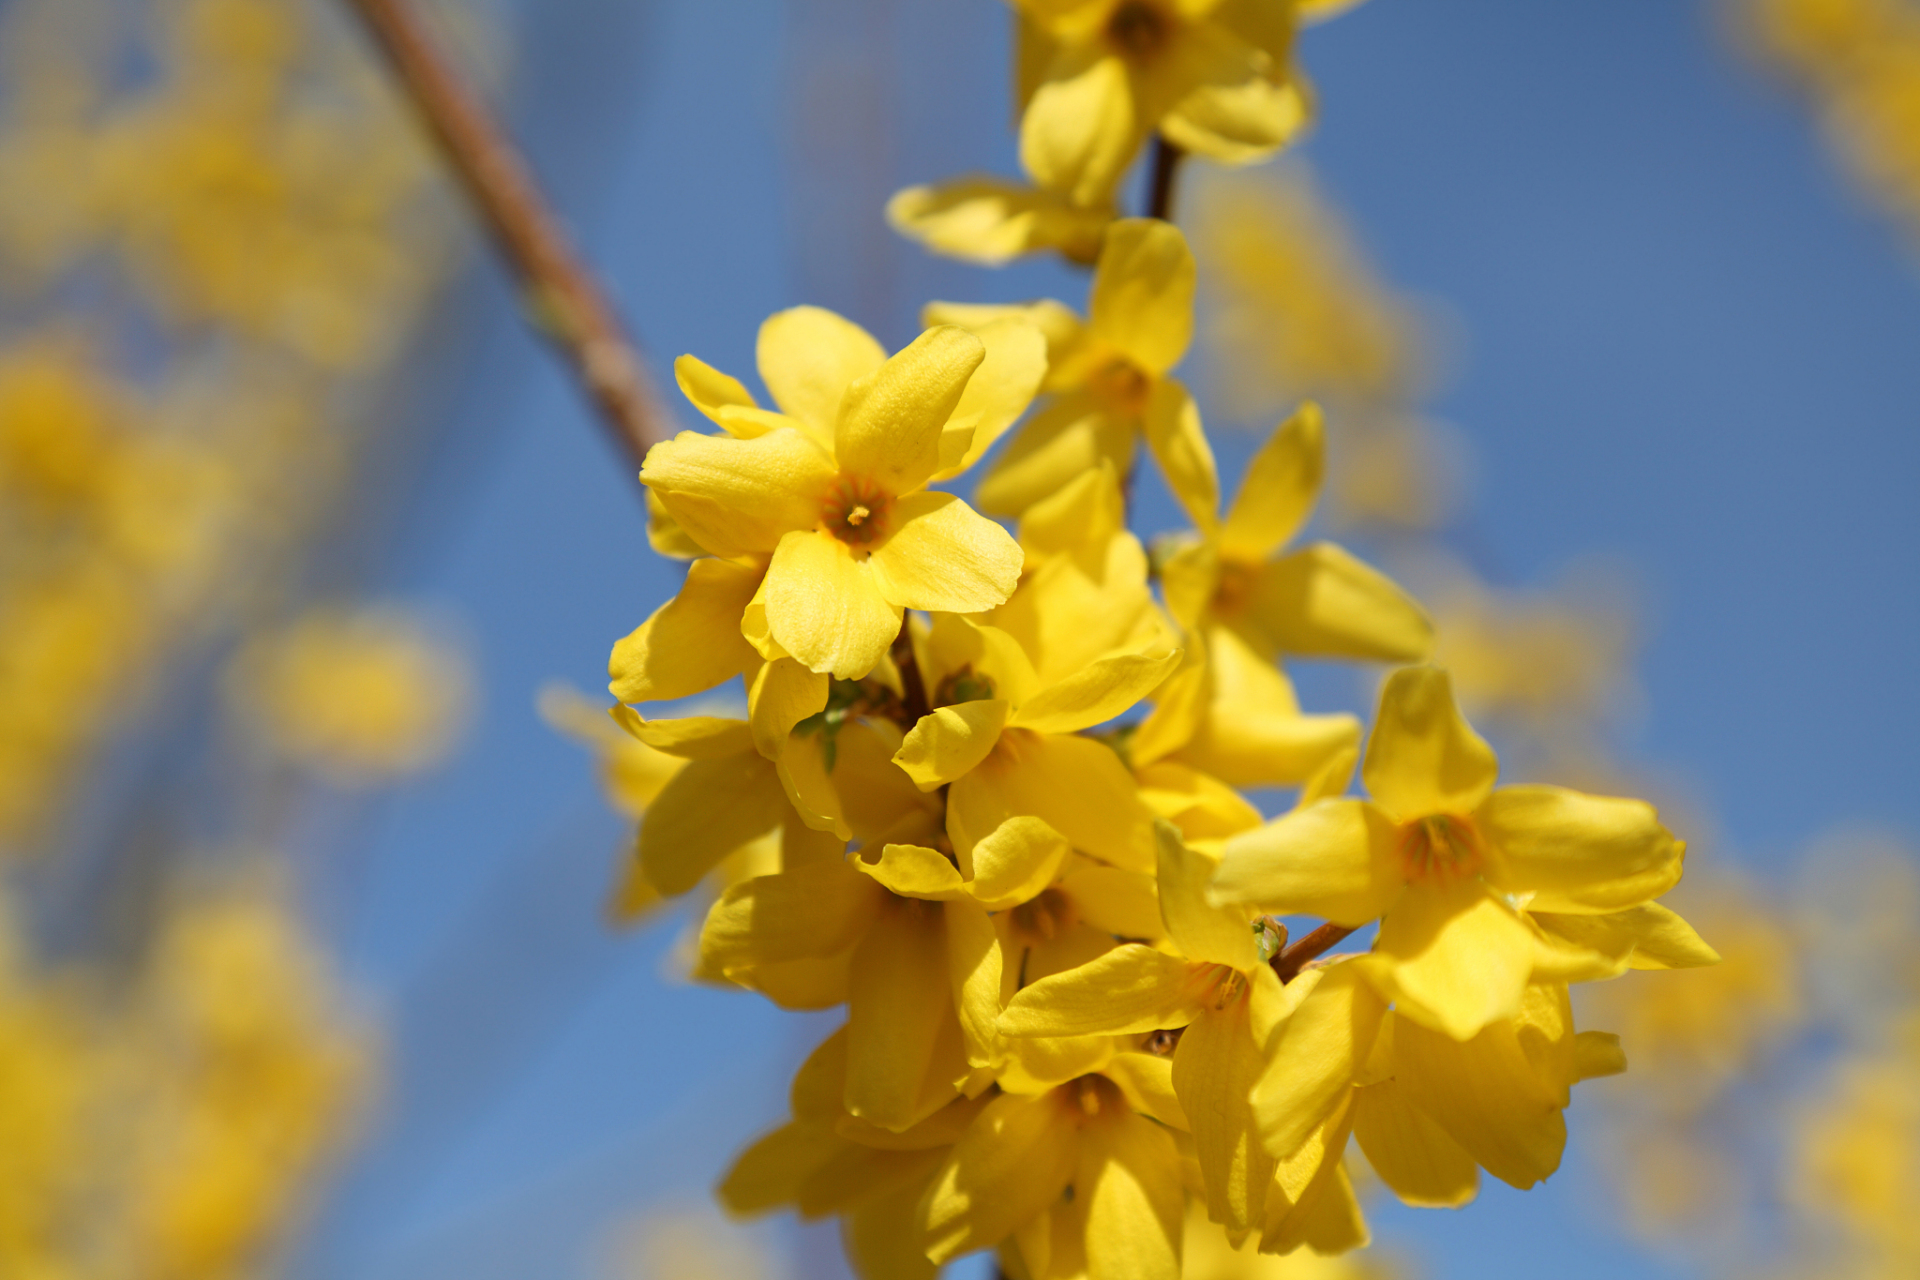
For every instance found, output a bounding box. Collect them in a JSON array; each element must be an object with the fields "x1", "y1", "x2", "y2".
[
  {"x1": 341, "y1": 0, "x2": 671, "y2": 470},
  {"x1": 1271, "y1": 921, "x2": 1358, "y2": 984}
]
